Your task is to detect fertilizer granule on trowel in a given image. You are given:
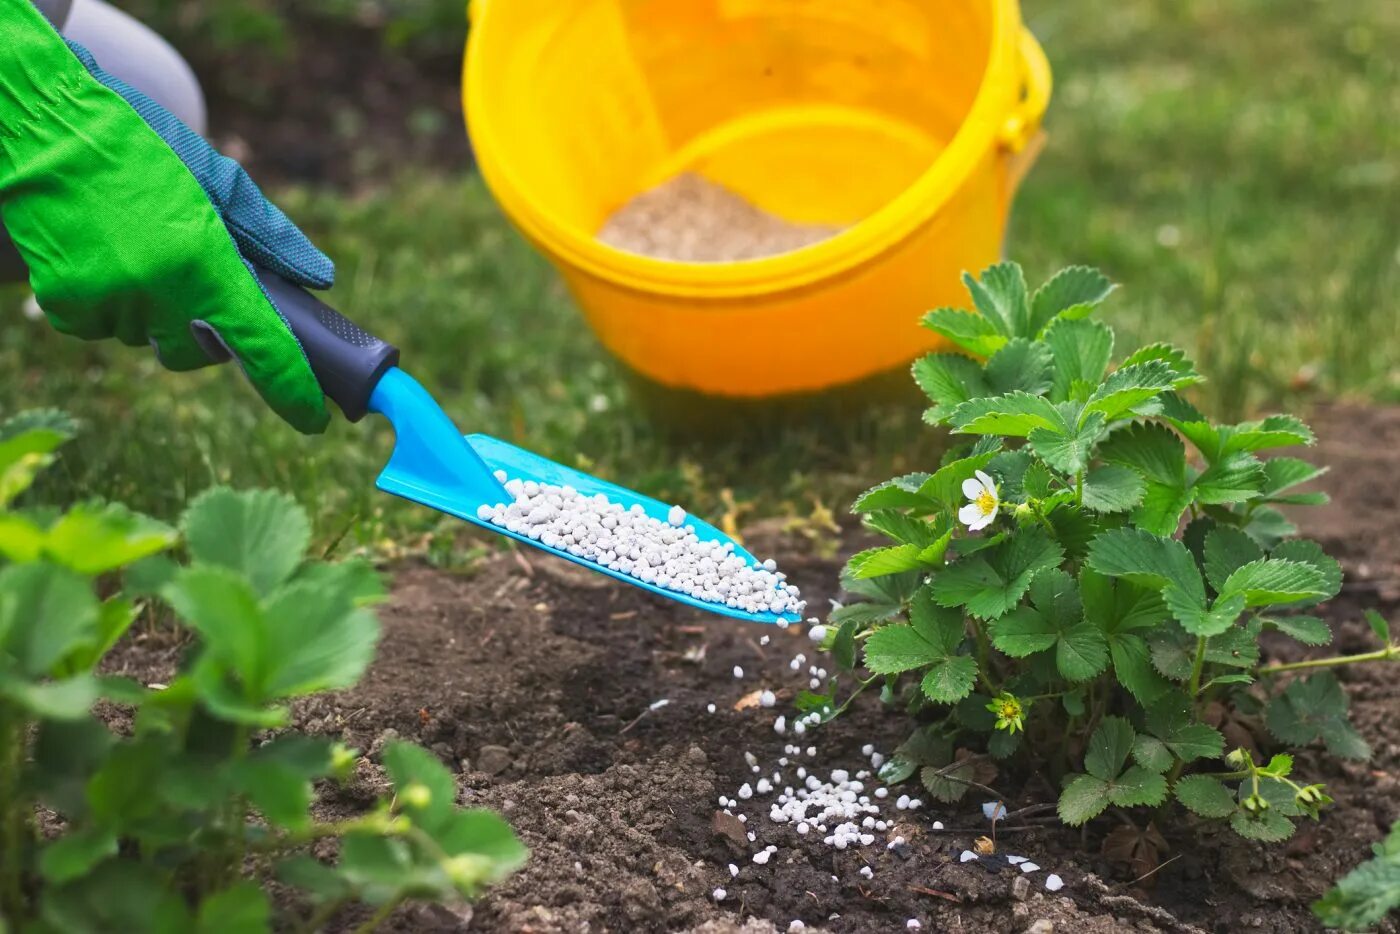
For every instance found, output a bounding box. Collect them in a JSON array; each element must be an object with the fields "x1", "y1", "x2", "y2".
[
  {"x1": 477, "y1": 472, "x2": 805, "y2": 619},
  {"x1": 598, "y1": 173, "x2": 844, "y2": 262}
]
